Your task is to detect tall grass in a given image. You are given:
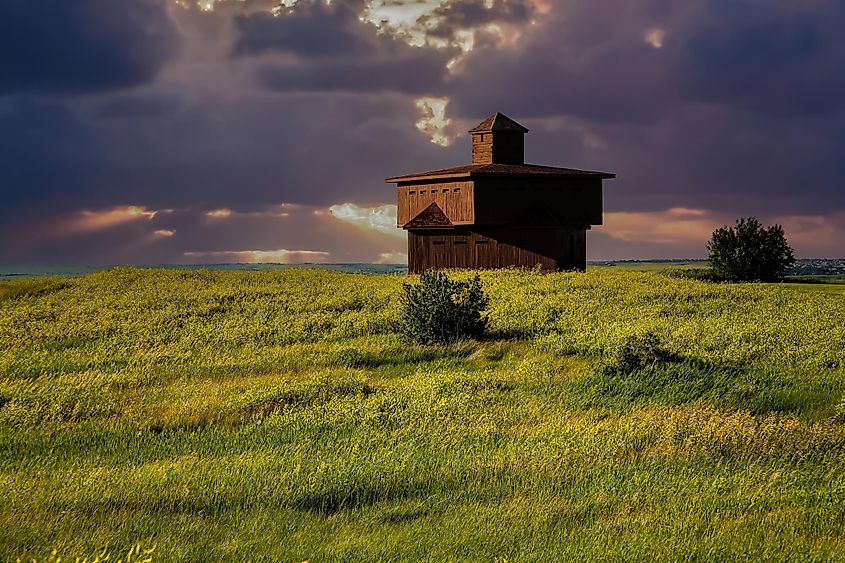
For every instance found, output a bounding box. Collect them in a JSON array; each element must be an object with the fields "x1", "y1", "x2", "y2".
[{"x1": 1, "y1": 268, "x2": 844, "y2": 561}]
